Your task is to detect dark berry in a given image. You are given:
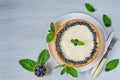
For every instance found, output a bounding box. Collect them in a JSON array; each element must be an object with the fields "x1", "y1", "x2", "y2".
[
  {"x1": 75, "y1": 39, "x2": 79, "y2": 41},
  {"x1": 74, "y1": 43, "x2": 77, "y2": 46},
  {"x1": 90, "y1": 53, "x2": 94, "y2": 58},
  {"x1": 34, "y1": 64, "x2": 47, "y2": 77},
  {"x1": 85, "y1": 57, "x2": 90, "y2": 60},
  {"x1": 93, "y1": 32, "x2": 96, "y2": 36}
]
